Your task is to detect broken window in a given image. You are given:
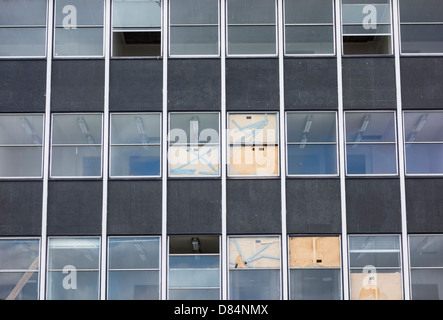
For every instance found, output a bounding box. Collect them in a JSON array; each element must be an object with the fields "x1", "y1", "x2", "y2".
[
  {"x1": 0, "y1": 238, "x2": 40, "y2": 300},
  {"x1": 229, "y1": 236, "x2": 281, "y2": 300},
  {"x1": 289, "y1": 236, "x2": 342, "y2": 300},
  {"x1": 168, "y1": 236, "x2": 220, "y2": 300},
  {"x1": 349, "y1": 235, "x2": 402, "y2": 300},
  {"x1": 228, "y1": 113, "x2": 279, "y2": 177},
  {"x1": 169, "y1": 112, "x2": 220, "y2": 177},
  {"x1": 112, "y1": 0, "x2": 162, "y2": 57},
  {"x1": 342, "y1": 0, "x2": 392, "y2": 55}
]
